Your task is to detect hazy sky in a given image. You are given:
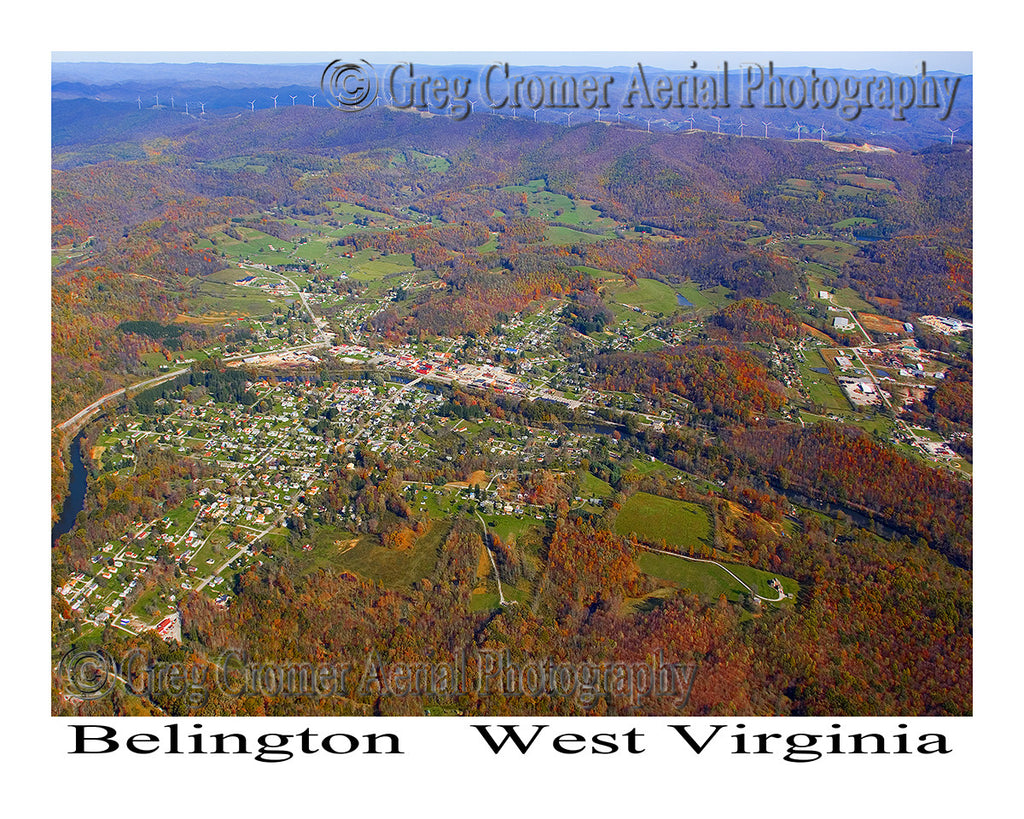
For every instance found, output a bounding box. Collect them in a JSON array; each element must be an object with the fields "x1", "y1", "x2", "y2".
[{"x1": 52, "y1": 51, "x2": 972, "y2": 74}]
